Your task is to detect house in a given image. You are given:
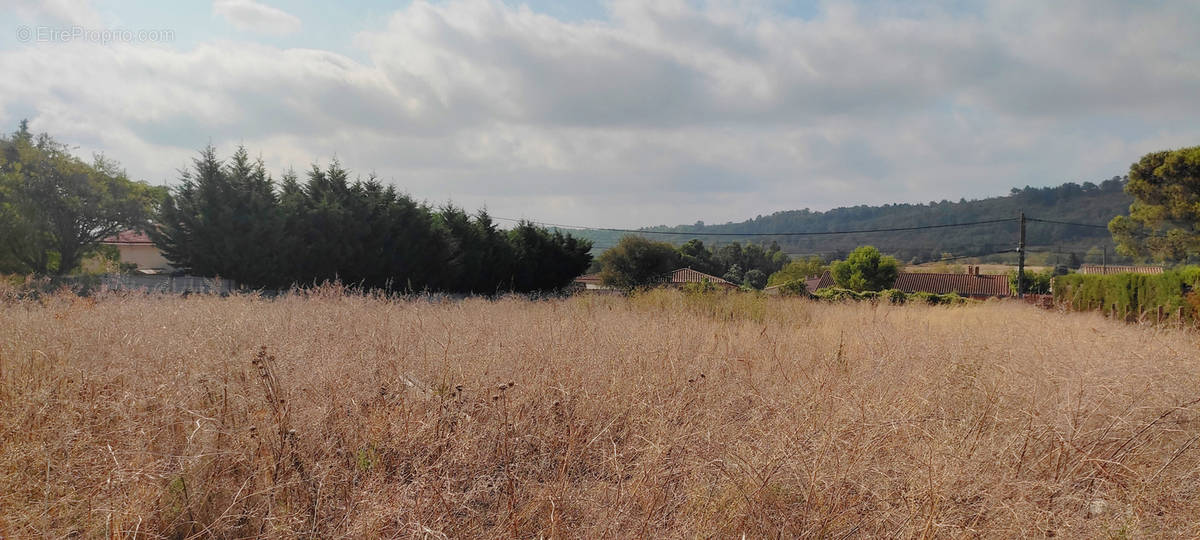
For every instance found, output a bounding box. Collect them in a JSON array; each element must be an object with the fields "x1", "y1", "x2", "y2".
[
  {"x1": 766, "y1": 266, "x2": 1011, "y2": 299},
  {"x1": 572, "y1": 268, "x2": 737, "y2": 292},
  {"x1": 656, "y1": 268, "x2": 738, "y2": 289},
  {"x1": 572, "y1": 272, "x2": 610, "y2": 290},
  {"x1": 893, "y1": 266, "x2": 1010, "y2": 299},
  {"x1": 1078, "y1": 264, "x2": 1164, "y2": 275},
  {"x1": 100, "y1": 230, "x2": 173, "y2": 274},
  {"x1": 804, "y1": 272, "x2": 836, "y2": 292}
]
